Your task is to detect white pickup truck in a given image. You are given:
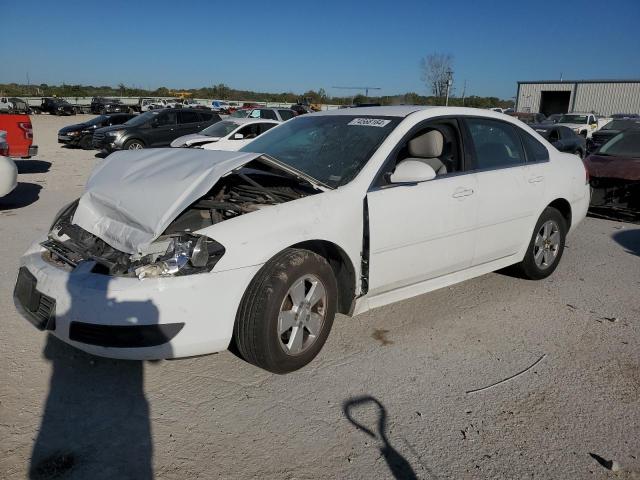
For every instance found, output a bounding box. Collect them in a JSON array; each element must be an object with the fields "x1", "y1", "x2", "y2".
[
  {"x1": 0, "y1": 97, "x2": 14, "y2": 113},
  {"x1": 556, "y1": 113, "x2": 611, "y2": 139}
]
